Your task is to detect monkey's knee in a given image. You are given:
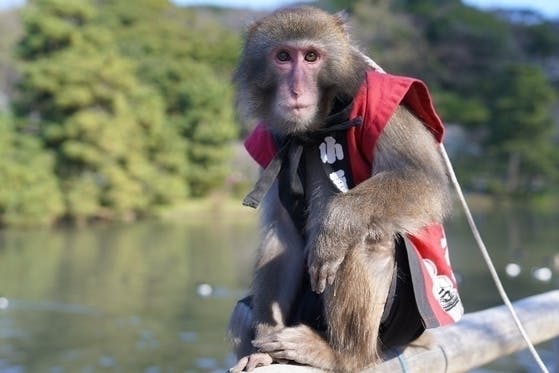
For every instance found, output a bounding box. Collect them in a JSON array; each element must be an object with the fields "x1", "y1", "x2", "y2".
[{"x1": 228, "y1": 297, "x2": 254, "y2": 358}]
